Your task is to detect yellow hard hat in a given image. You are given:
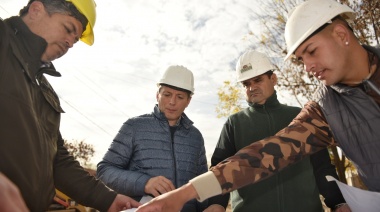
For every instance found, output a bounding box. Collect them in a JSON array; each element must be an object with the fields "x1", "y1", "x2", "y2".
[{"x1": 66, "y1": 0, "x2": 96, "y2": 45}]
